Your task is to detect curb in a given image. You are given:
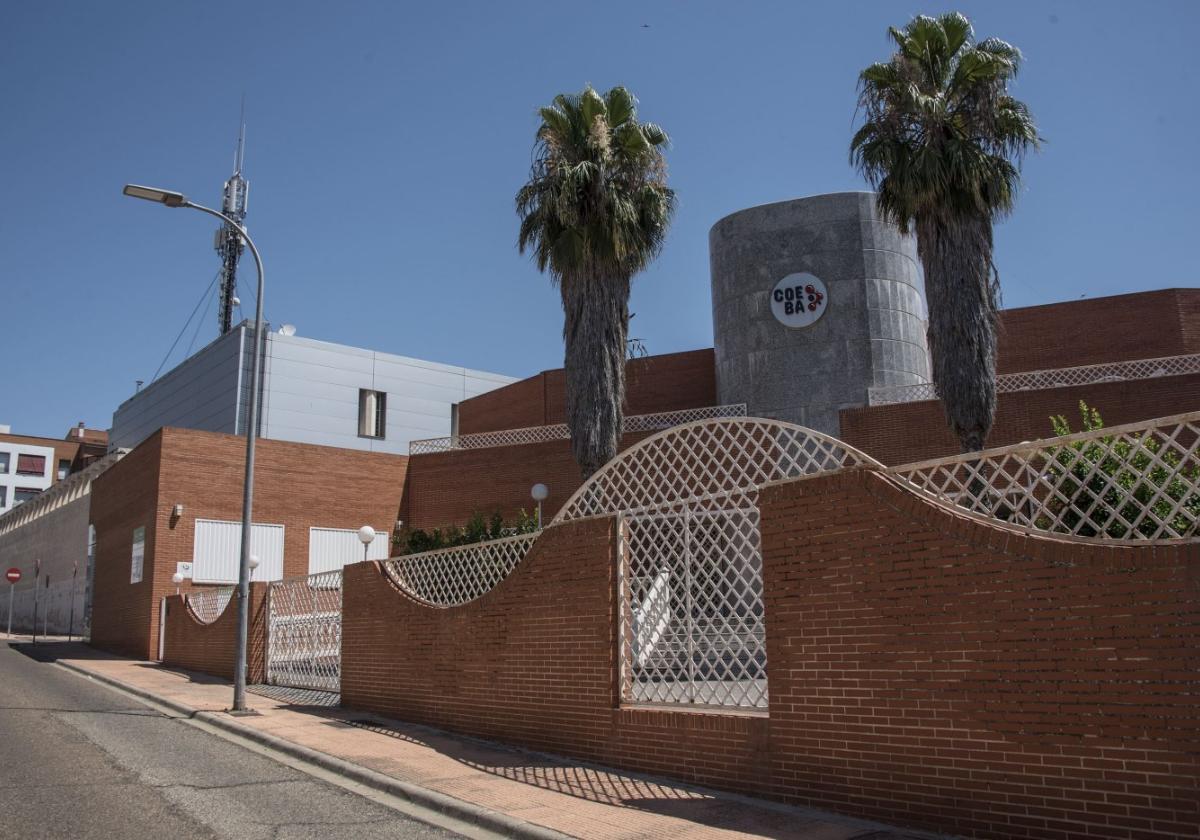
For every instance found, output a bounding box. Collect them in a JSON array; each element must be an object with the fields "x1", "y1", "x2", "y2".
[{"x1": 56, "y1": 661, "x2": 572, "y2": 840}]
